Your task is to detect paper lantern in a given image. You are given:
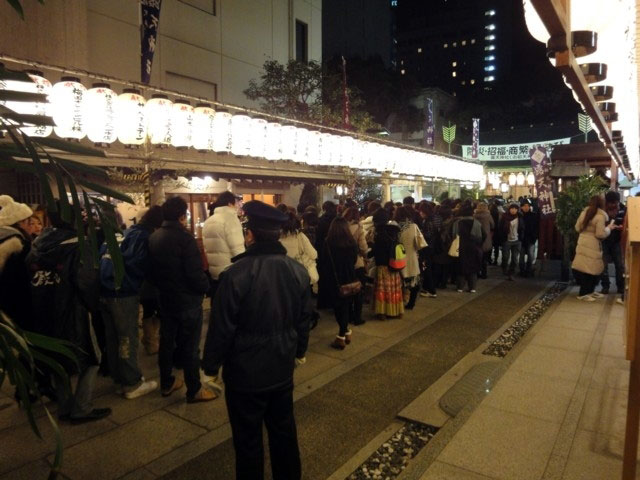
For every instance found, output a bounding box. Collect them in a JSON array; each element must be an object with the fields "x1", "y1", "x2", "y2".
[
  {"x1": 527, "y1": 172, "x2": 535, "y2": 185},
  {"x1": 51, "y1": 76, "x2": 86, "y2": 139},
  {"x1": 337, "y1": 136, "x2": 354, "y2": 167},
  {"x1": 117, "y1": 89, "x2": 146, "y2": 146},
  {"x1": 280, "y1": 125, "x2": 297, "y2": 160},
  {"x1": 212, "y1": 110, "x2": 232, "y2": 152},
  {"x1": 230, "y1": 114, "x2": 252, "y2": 156},
  {"x1": 192, "y1": 104, "x2": 216, "y2": 151},
  {"x1": 516, "y1": 172, "x2": 526, "y2": 186},
  {"x1": 306, "y1": 130, "x2": 322, "y2": 165},
  {"x1": 508, "y1": 172, "x2": 517, "y2": 186},
  {"x1": 85, "y1": 83, "x2": 117, "y2": 145},
  {"x1": 248, "y1": 117, "x2": 268, "y2": 158},
  {"x1": 1, "y1": 70, "x2": 53, "y2": 137},
  {"x1": 523, "y1": 0, "x2": 549, "y2": 43},
  {"x1": 171, "y1": 100, "x2": 194, "y2": 148},
  {"x1": 479, "y1": 174, "x2": 487, "y2": 190},
  {"x1": 264, "y1": 122, "x2": 282, "y2": 160},
  {"x1": 145, "y1": 94, "x2": 173, "y2": 145},
  {"x1": 294, "y1": 127, "x2": 309, "y2": 163},
  {"x1": 318, "y1": 133, "x2": 333, "y2": 166},
  {"x1": 501, "y1": 183, "x2": 510, "y2": 193},
  {"x1": 351, "y1": 140, "x2": 365, "y2": 169}
]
